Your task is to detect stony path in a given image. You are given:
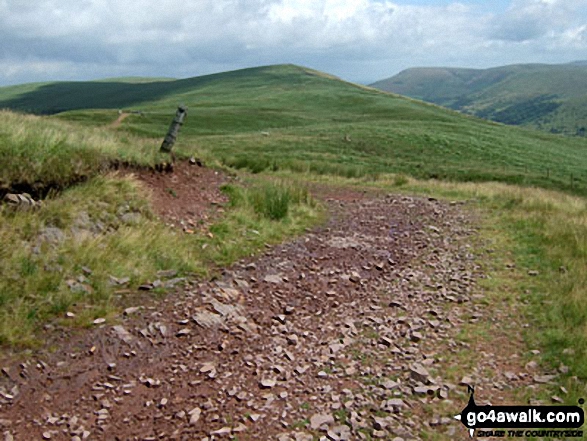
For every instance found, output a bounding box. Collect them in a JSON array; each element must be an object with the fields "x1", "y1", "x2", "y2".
[{"x1": 0, "y1": 193, "x2": 549, "y2": 440}]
